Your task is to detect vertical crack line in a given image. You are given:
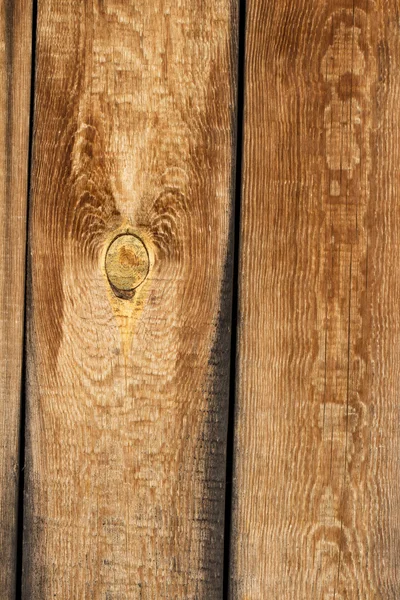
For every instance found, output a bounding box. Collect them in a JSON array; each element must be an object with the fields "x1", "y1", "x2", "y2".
[
  {"x1": 223, "y1": 0, "x2": 247, "y2": 598},
  {"x1": 15, "y1": 0, "x2": 38, "y2": 596}
]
